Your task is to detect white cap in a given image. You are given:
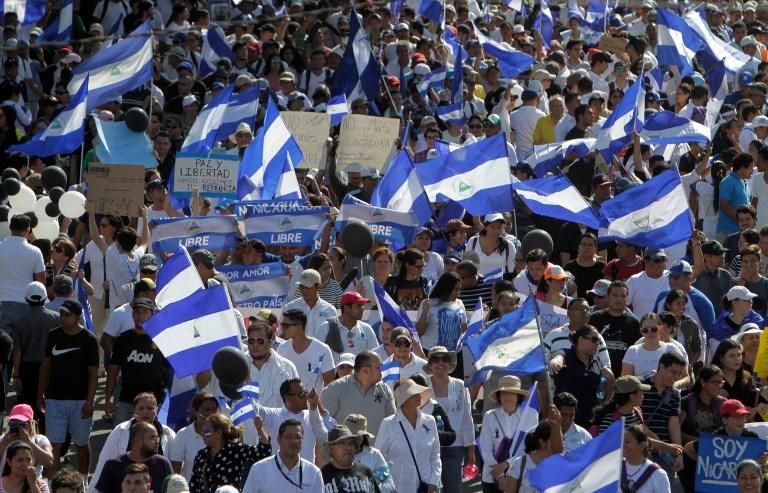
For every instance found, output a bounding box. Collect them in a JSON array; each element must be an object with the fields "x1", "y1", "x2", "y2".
[
  {"x1": 749, "y1": 115, "x2": 768, "y2": 129},
  {"x1": 182, "y1": 95, "x2": 199, "y2": 107},
  {"x1": 726, "y1": 286, "x2": 758, "y2": 301},
  {"x1": 741, "y1": 35, "x2": 757, "y2": 47},
  {"x1": 24, "y1": 282, "x2": 46, "y2": 303},
  {"x1": 336, "y1": 353, "x2": 355, "y2": 368},
  {"x1": 413, "y1": 63, "x2": 431, "y2": 76},
  {"x1": 484, "y1": 213, "x2": 505, "y2": 224}
]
